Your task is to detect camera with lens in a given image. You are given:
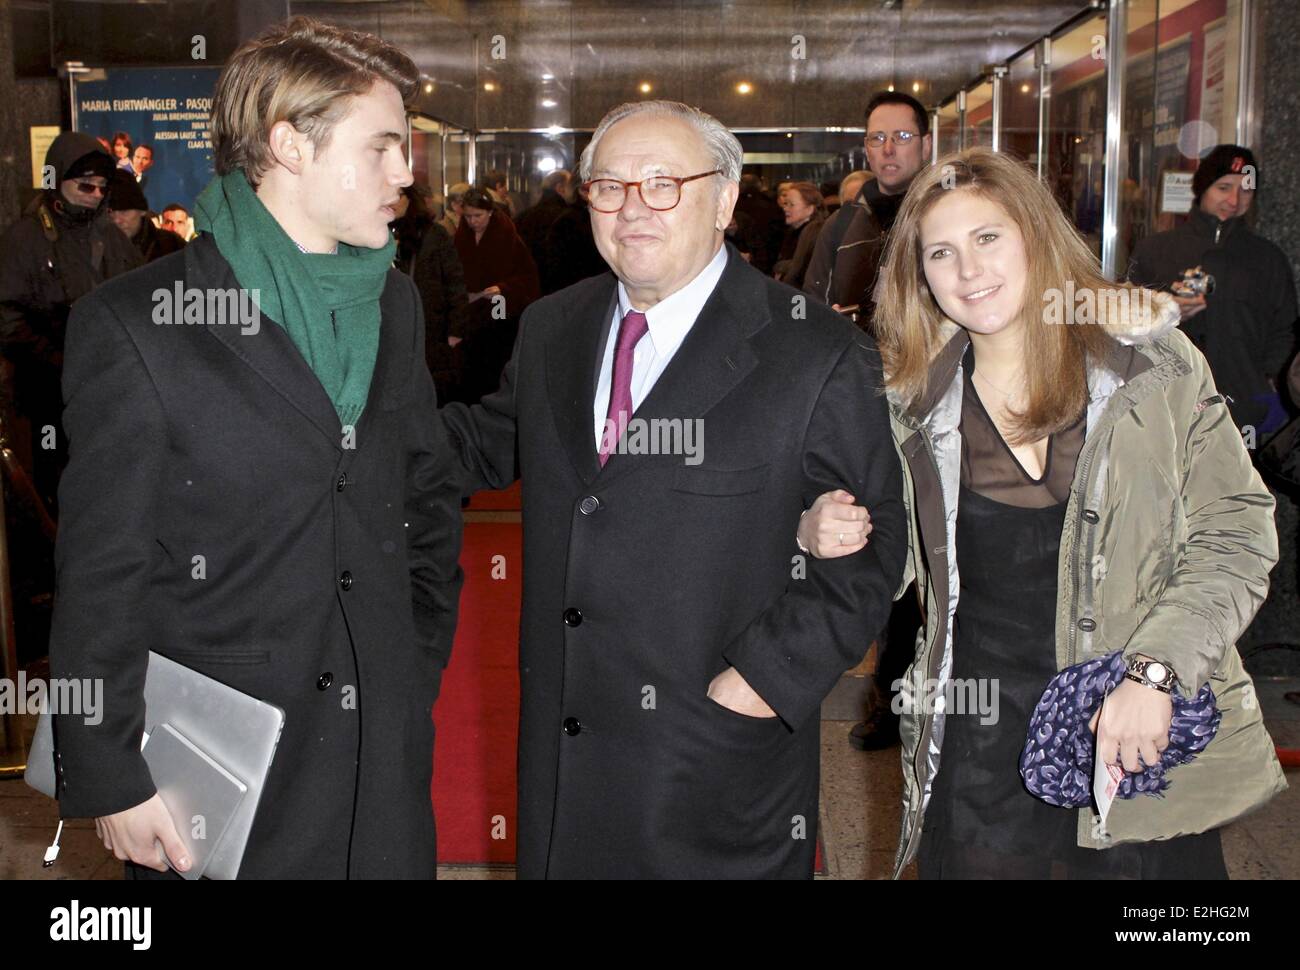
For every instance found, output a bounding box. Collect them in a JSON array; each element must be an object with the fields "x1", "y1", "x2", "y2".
[{"x1": 1172, "y1": 266, "x2": 1217, "y2": 298}]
